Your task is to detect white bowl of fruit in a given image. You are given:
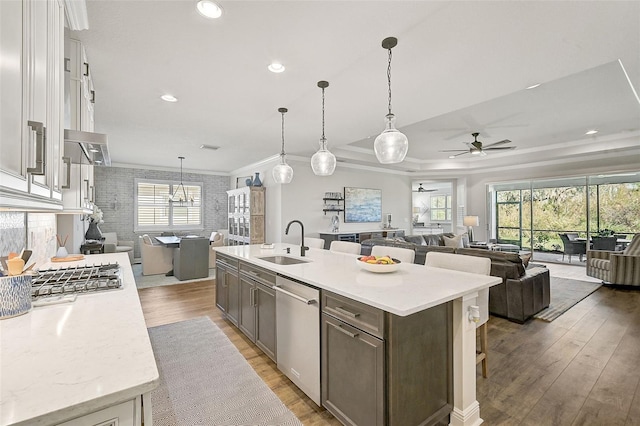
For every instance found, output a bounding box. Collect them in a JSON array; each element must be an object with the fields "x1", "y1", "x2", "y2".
[{"x1": 356, "y1": 255, "x2": 401, "y2": 273}]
